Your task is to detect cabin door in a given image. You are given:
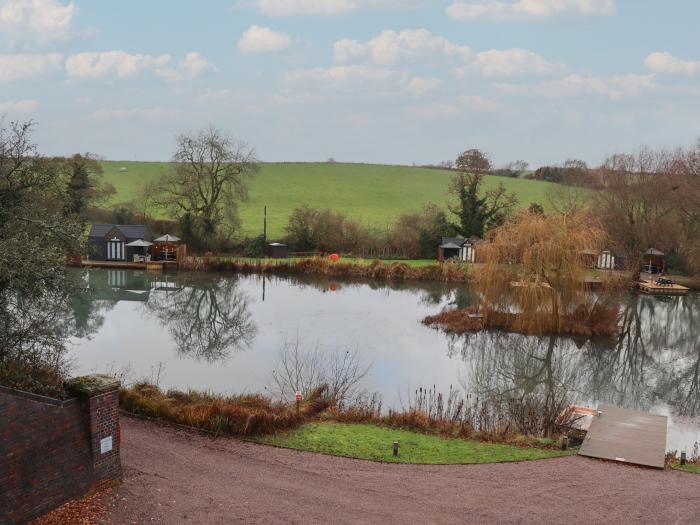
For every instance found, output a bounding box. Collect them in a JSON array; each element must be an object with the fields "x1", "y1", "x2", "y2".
[{"x1": 107, "y1": 238, "x2": 125, "y2": 261}]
